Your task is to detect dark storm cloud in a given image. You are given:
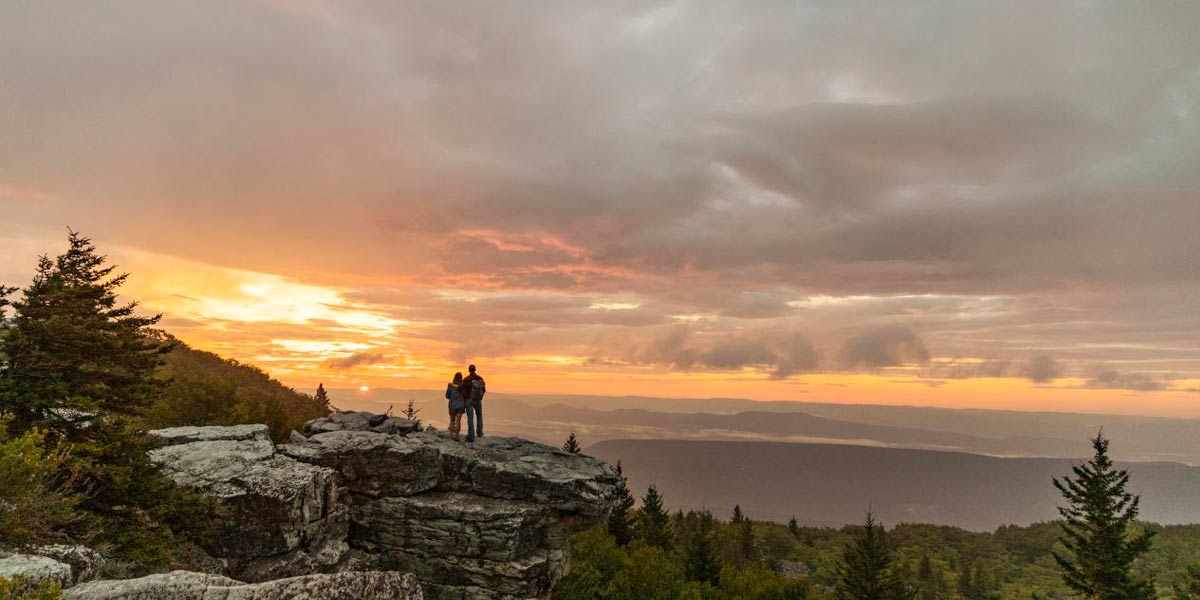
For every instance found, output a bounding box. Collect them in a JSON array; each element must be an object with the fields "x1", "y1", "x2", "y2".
[{"x1": 3, "y1": 1, "x2": 1200, "y2": 379}]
